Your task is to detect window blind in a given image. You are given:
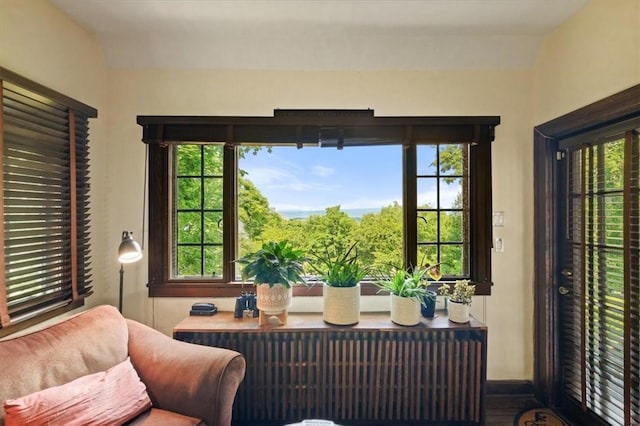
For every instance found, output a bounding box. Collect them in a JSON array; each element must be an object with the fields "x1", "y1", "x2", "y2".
[
  {"x1": 0, "y1": 69, "x2": 96, "y2": 335},
  {"x1": 563, "y1": 129, "x2": 640, "y2": 425}
]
